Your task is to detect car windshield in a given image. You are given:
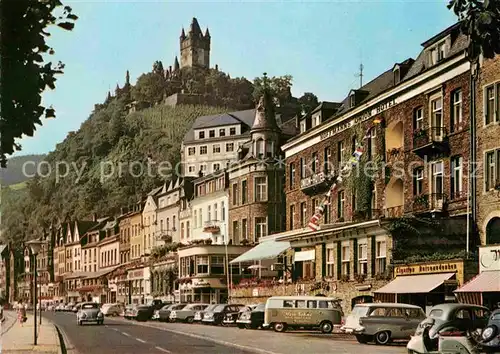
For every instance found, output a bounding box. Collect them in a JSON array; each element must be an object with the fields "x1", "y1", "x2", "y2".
[
  {"x1": 429, "y1": 309, "x2": 444, "y2": 319},
  {"x1": 351, "y1": 306, "x2": 370, "y2": 317},
  {"x1": 82, "y1": 303, "x2": 99, "y2": 309},
  {"x1": 213, "y1": 305, "x2": 226, "y2": 312}
]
